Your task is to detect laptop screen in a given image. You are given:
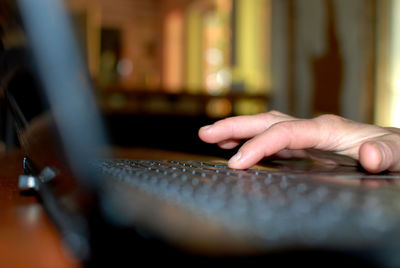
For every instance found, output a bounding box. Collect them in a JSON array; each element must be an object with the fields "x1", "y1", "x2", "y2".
[{"x1": 3, "y1": 0, "x2": 110, "y2": 189}]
